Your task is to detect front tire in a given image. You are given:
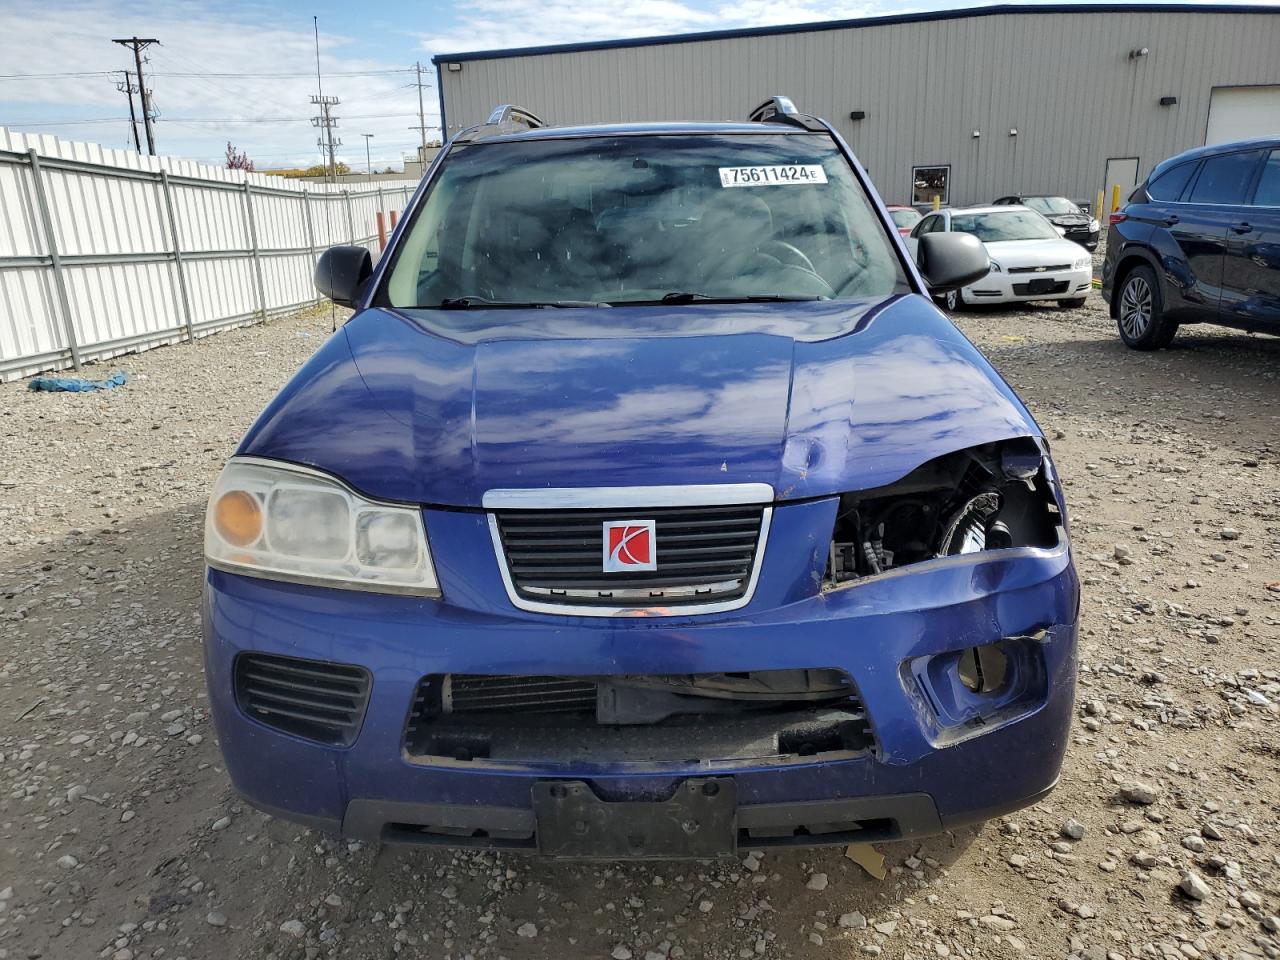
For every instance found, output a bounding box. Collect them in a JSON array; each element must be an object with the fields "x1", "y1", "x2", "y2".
[
  {"x1": 1116, "y1": 264, "x2": 1177, "y2": 350},
  {"x1": 933, "y1": 288, "x2": 963, "y2": 311}
]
